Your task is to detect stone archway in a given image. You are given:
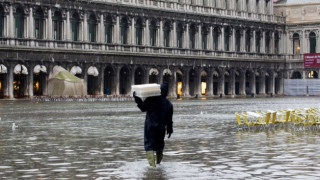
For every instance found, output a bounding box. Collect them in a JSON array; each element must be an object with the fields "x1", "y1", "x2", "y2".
[
  {"x1": 291, "y1": 71, "x2": 302, "y2": 79},
  {"x1": 189, "y1": 69, "x2": 196, "y2": 96},
  {"x1": 275, "y1": 72, "x2": 281, "y2": 95},
  {"x1": 104, "y1": 65, "x2": 114, "y2": 95},
  {"x1": 235, "y1": 70, "x2": 240, "y2": 95},
  {"x1": 33, "y1": 65, "x2": 47, "y2": 96},
  {"x1": 255, "y1": 71, "x2": 260, "y2": 94},
  {"x1": 176, "y1": 69, "x2": 183, "y2": 97},
  {"x1": 134, "y1": 67, "x2": 144, "y2": 85},
  {"x1": 70, "y1": 66, "x2": 83, "y2": 78},
  {"x1": 119, "y1": 66, "x2": 130, "y2": 95},
  {"x1": 212, "y1": 70, "x2": 219, "y2": 95},
  {"x1": 245, "y1": 70, "x2": 251, "y2": 95},
  {"x1": 163, "y1": 68, "x2": 172, "y2": 95},
  {"x1": 224, "y1": 70, "x2": 230, "y2": 95},
  {"x1": 13, "y1": 64, "x2": 28, "y2": 98},
  {"x1": 307, "y1": 70, "x2": 318, "y2": 79},
  {"x1": 265, "y1": 72, "x2": 270, "y2": 94},
  {"x1": 87, "y1": 66, "x2": 99, "y2": 95},
  {"x1": 149, "y1": 68, "x2": 159, "y2": 83},
  {"x1": 200, "y1": 70, "x2": 207, "y2": 96}
]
